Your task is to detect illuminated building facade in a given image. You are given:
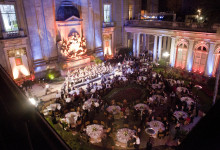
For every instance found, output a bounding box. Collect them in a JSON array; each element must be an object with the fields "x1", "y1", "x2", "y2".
[{"x1": 0, "y1": 0, "x2": 219, "y2": 80}]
